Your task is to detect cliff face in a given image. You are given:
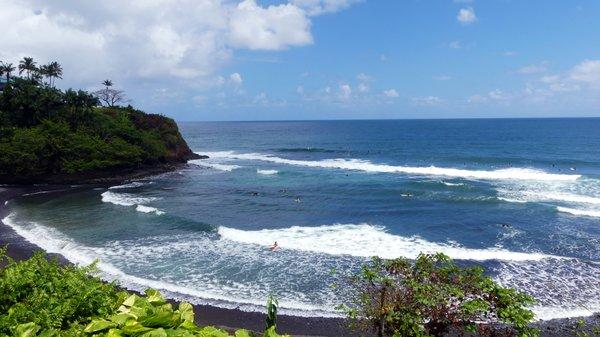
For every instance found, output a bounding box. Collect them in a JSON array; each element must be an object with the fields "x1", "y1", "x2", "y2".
[{"x1": 126, "y1": 110, "x2": 201, "y2": 163}]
